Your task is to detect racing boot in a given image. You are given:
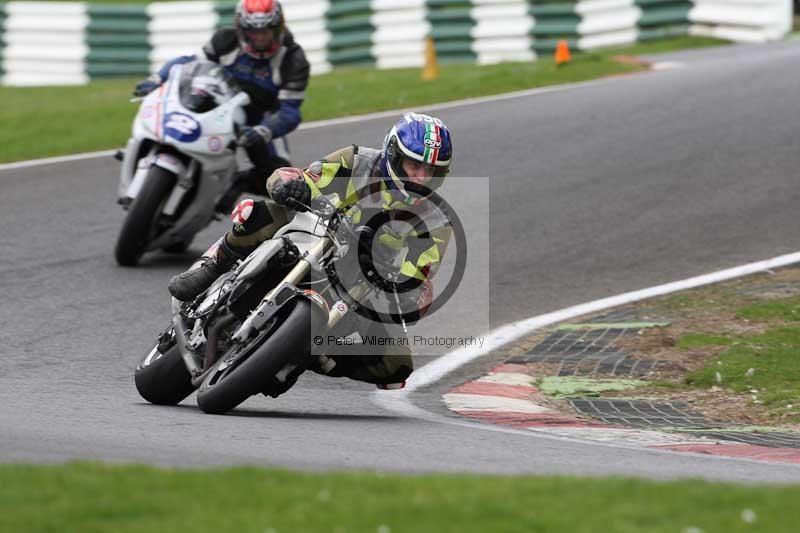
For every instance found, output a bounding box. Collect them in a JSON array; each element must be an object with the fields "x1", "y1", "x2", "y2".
[{"x1": 168, "y1": 238, "x2": 245, "y2": 301}]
